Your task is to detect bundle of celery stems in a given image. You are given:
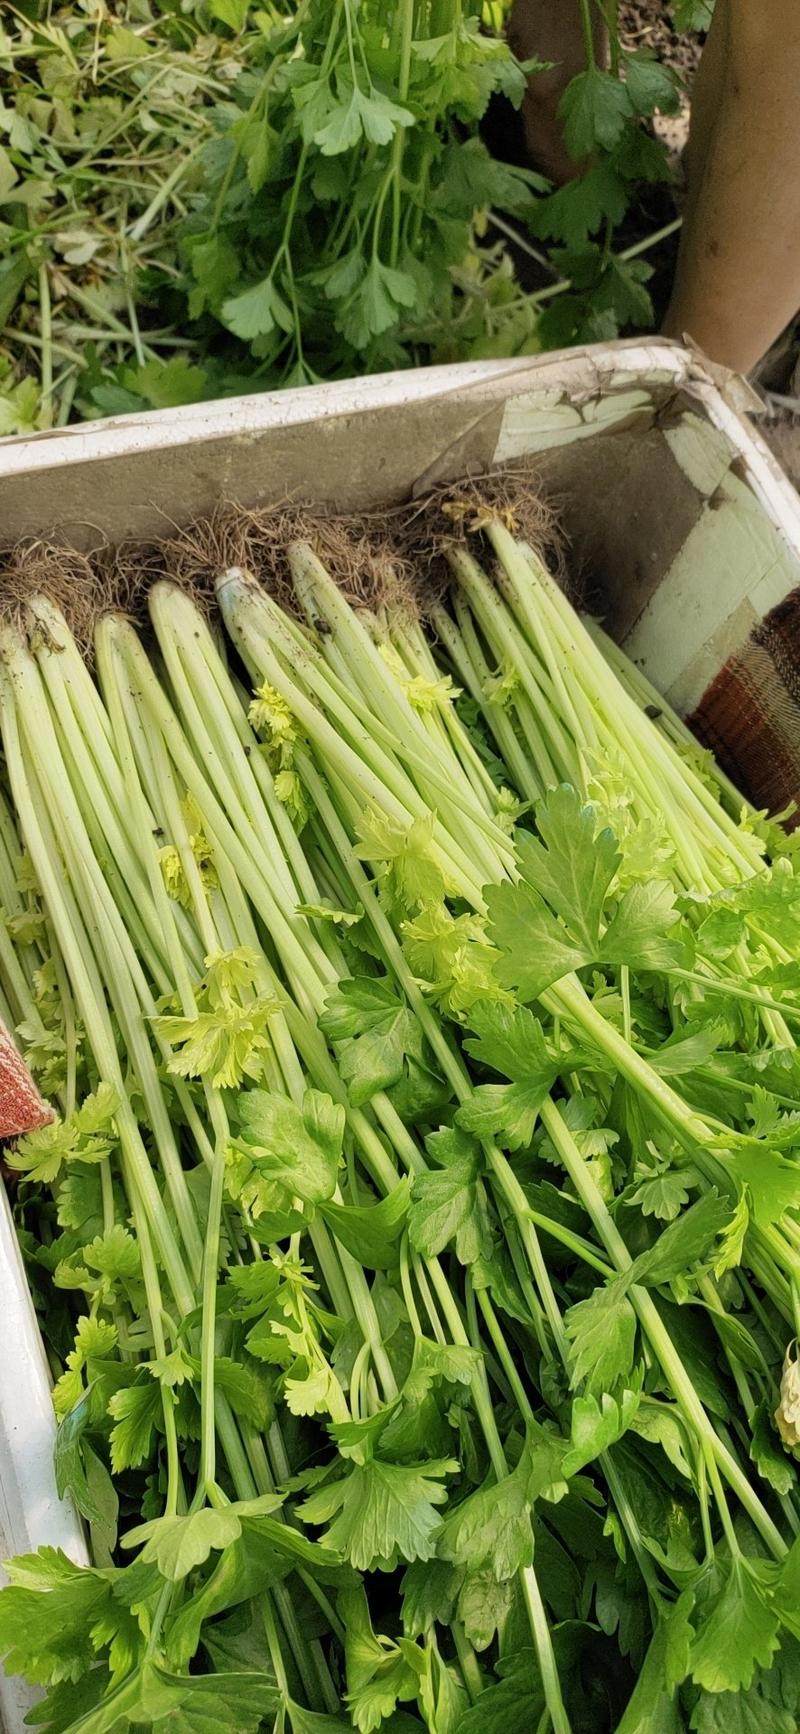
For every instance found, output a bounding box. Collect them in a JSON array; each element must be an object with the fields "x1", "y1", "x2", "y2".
[{"x1": 1, "y1": 496, "x2": 800, "y2": 1734}]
